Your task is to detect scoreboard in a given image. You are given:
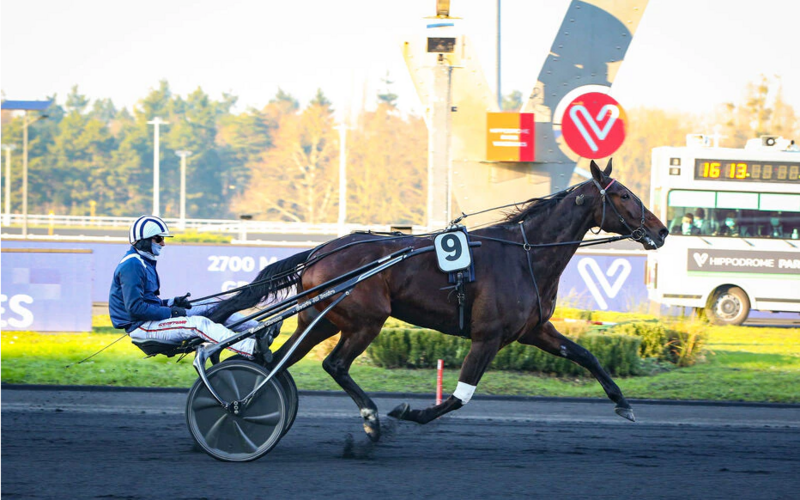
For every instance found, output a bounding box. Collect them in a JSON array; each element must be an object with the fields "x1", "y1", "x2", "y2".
[{"x1": 695, "y1": 159, "x2": 800, "y2": 183}]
